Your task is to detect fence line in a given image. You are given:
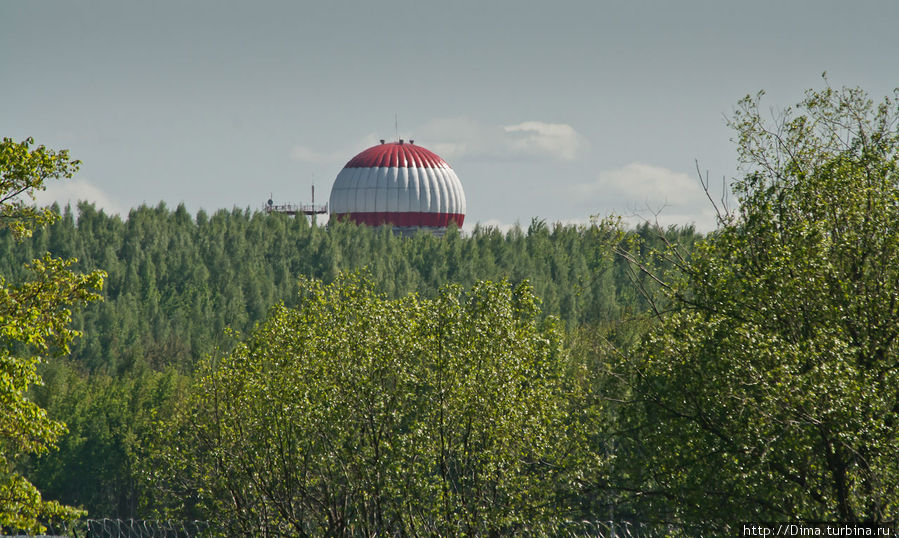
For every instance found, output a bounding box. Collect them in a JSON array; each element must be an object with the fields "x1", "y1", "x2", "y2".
[
  {"x1": 2, "y1": 519, "x2": 212, "y2": 538},
  {"x1": 5, "y1": 518, "x2": 677, "y2": 537}
]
